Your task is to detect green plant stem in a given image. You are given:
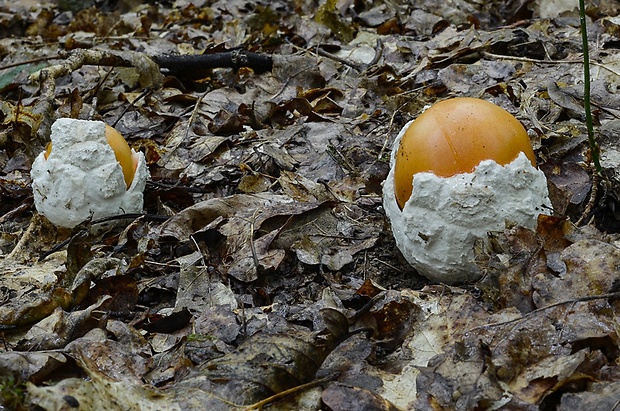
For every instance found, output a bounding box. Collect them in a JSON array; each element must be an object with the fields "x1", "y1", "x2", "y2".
[{"x1": 579, "y1": 0, "x2": 602, "y2": 173}]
